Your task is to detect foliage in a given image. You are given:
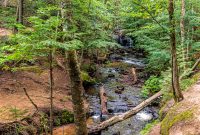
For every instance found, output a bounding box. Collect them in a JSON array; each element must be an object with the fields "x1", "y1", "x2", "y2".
[
  {"x1": 140, "y1": 120, "x2": 159, "y2": 135},
  {"x1": 141, "y1": 76, "x2": 161, "y2": 98},
  {"x1": 81, "y1": 71, "x2": 96, "y2": 85},
  {"x1": 9, "y1": 107, "x2": 28, "y2": 120},
  {"x1": 0, "y1": 7, "x2": 15, "y2": 28}
]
